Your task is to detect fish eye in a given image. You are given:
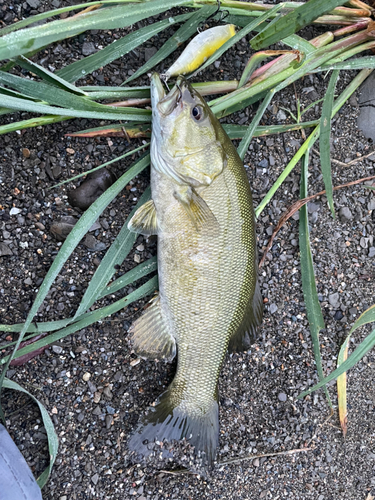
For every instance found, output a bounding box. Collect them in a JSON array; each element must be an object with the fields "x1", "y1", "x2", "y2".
[{"x1": 192, "y1": 106, "x2": 203, "y2": 121}]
